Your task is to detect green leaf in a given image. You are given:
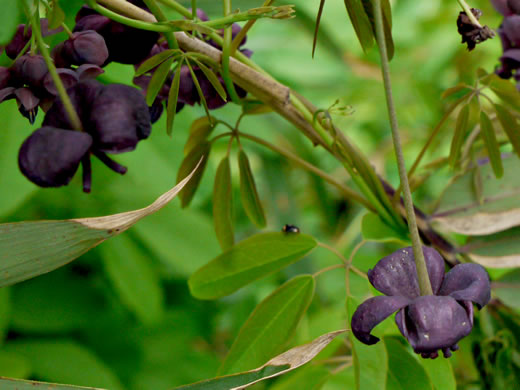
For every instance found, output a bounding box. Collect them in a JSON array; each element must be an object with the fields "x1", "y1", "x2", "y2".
[
  {"x1": 213, "y1": 157, "x2": 234, "y2": 251},
  {"x1": 312, "y1": 0, "x2": 327, "y2": 57},
  {"x1": 269, "y1": 364, "x2": 330, "y2": 390},
  {"x1": 185, "y1": 60, "x2": 211, "y2": 118},
  {"x1": 11, "y1": 270, "x2": 102, "y2": 333},
  {"x1": 48, "y1": 0, "x2": 65, "y2": 30},
  {"x1": 3, "y1": 340, "x2": 124, "y2": 390},
  {"x1": 0, "y1": 0, "x2": 22, "y2": 45},
  {"x1": 184, "y1": 116, "x2": 216, "y2": 156},
  {"x1": 177, "y1": 142, "x2": 211, "y2": 208},
  {"x1": 493, "y1": 269, "x2": 520, "y2": 309},
  {"x1": 347, "y1": 297, "x2": 388, "y2": 390},
  {"x1": 360, "y1": 0, "x2": 394, "y2": 60},
  {"x1": 100, "y1": 234, "x2": 164, "y2": 325},
  {"x1": 0, "y1": 287, "x2": 11, "y2": 343},
  {"x1": 219, "y1": 275, "x2": 316, "y2": 375},
  {"x1": 192, "y1": 59, "x2": 227, "y2": 101},
  {"x1": 480, "y1": 111, "x2": 503, "y2": 178},
  {"x1": 361, "y1": 212, "x2": 408, "y2": 243},
  {"x1": 494, "y1": 104, "x2": 520, "y2": 157},
  {"x1": 0, "y1": 167, "x2": 199, "y2": 287},
  {"x1": 135, "y1": 49, "x2": 178, "y2": 76},
  {"x1": 0, "y1": 350, "x2": 31, "y2": 379},
  {"x1": 238, "y1": 150, "x2": 266, "y2": 228},
  {"x1": 461, "y1": 226, "x2": 520, "y2": 268},
  {"x1": 145, "y1": 55, "x2": 174, "y2": 106},
  {"x1": 449, "y1": 103, "x2": 470, "y2": 167},
  {"x1": 166, "y1": 59, "x2": 183, "y2": 136},
  {"x1": 242, "y1": 100, "x2": 273, "y2": 116},
  {"x1": 432, "y1": 156, "x2": 520, "y2": 235},
  {"x1": 174, "y1": 330, "x2": 346, "y2": 390},
  {"x1": 344, "y1": 0, "x2": 374, "y2": 52},
  {"x1": 441, "y1": 83, "x2": 471, "y2": 100},
  {"x1": 188, "y1": 232, "x2": 317, "y2": 299},
  {"x1": 0, "y1": 377, "x2": 106, "y2": 390},
  {"x1": 486, "y1": 74, "x2": 520, "y2": 112},
  {"x1": 384, "y1": 337, "x2": 432, "y2": 390},
  {"x1": 421, "y1": 352, "x2": 456, "y2": 390}
]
